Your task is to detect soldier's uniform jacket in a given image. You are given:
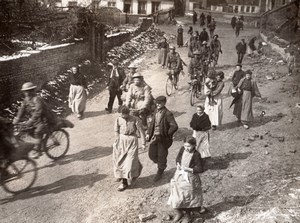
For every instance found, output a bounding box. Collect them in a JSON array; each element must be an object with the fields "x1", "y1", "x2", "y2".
[
  {"x1": 125, "y1": 82, "x2": 152, "y2": 110},
  {"x1": 166, "y1": 52, "x2": 181, "y2": 70},
  {"x1": 16, "y1": 96, "x2": 57, "y2": 127},
  {"x1": 188, "y1": 57, "x2": 203, "y2": 76},
  {"x1": 210, "y1": 39, "x2": 222, "y2": 53}
]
